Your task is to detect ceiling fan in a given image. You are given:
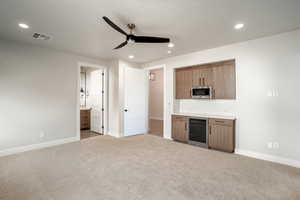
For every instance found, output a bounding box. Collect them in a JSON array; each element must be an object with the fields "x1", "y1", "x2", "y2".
[{"x1": 103, "y1": 16, "x2": 170, "y2": 49}]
